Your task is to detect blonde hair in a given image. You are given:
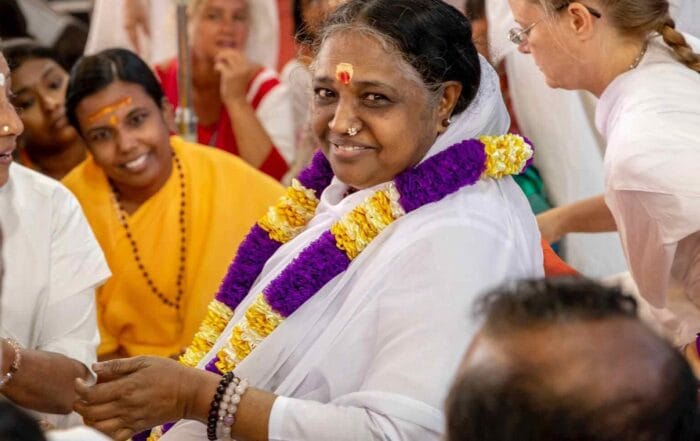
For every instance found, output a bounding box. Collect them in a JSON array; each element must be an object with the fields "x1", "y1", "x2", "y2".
[{"x1": 537, "y1": 0, "x2": 700, "y2": 73}]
